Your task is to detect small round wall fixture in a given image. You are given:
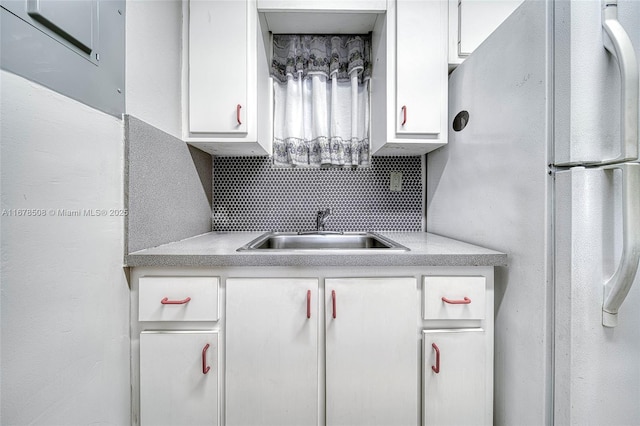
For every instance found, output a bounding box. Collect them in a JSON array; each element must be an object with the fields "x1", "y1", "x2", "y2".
[{"x1": 452, "y1": 110, "x2": 470, "y2": 132}]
